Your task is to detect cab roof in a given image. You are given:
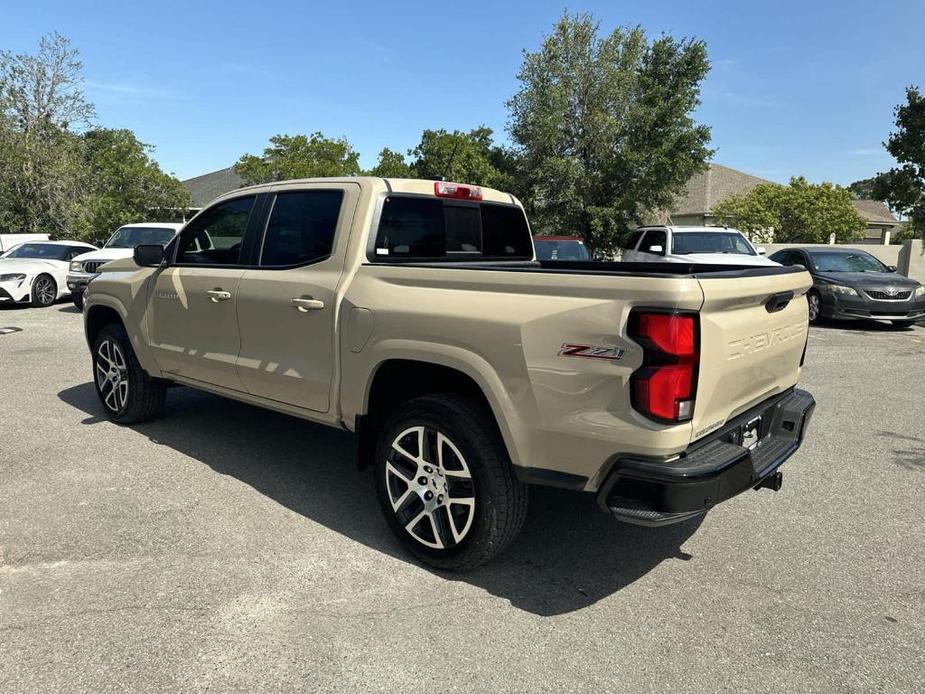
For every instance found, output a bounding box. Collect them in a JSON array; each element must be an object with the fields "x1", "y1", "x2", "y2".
[
  {"x1": 11, "y1": 240, "x2": 95, "y2": 247},
  {"x1": 639, "y1": 225, "x2": 745, "y2": 234},
  {"x1": 116, "y1": 222, "x2": 184, "y2": 230},
  {"x1": 211, "y1": 177, "x2": 519, "y2": 207}
]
